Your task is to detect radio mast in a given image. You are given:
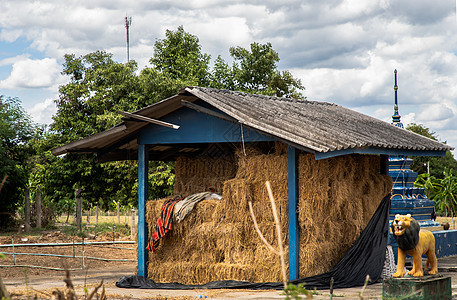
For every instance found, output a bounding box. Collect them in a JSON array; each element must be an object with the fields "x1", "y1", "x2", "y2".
[{"x1": 125, "y1": 15, "x2": 132, "y2": 62}]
